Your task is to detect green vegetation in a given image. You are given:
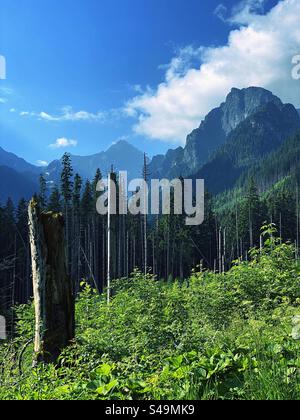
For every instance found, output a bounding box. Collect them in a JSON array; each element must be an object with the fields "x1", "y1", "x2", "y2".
[{"x1": 0, "y1": 226, "x2": 299, "y2": 400}]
